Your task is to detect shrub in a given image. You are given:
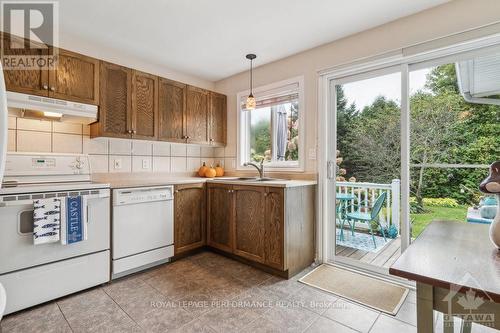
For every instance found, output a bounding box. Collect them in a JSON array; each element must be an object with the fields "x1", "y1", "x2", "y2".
[{"x1": 409, "y1": 197, "x2": 460, "y2": 208}]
